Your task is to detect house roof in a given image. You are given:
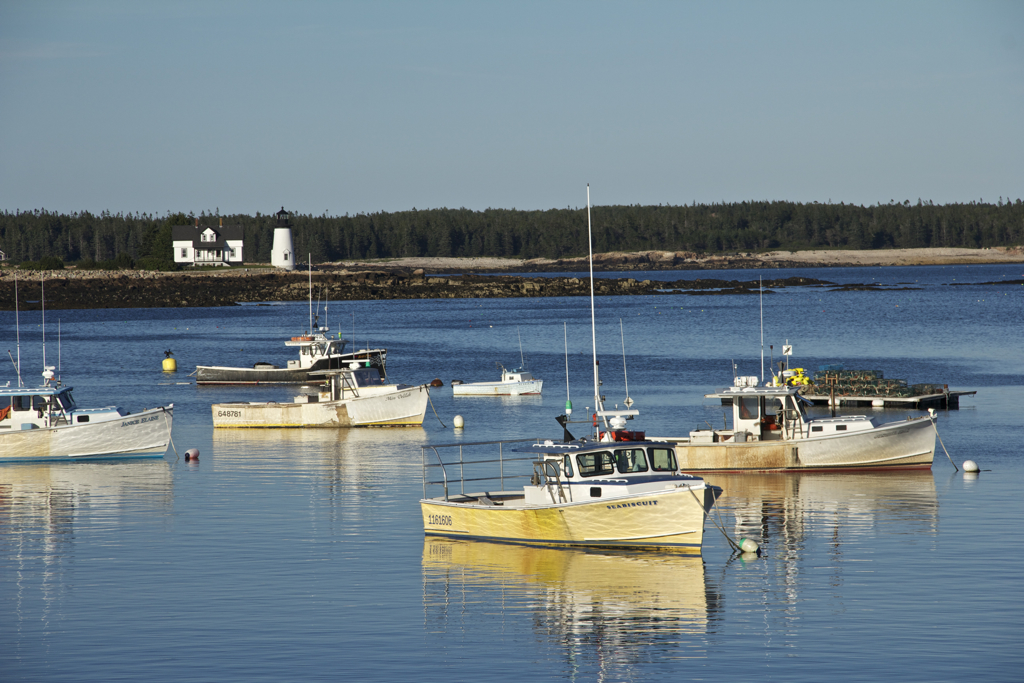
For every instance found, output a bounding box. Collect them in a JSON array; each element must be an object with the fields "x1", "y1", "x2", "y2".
[{"x1": 171, "y1": 224, "x2": 244, "y2": 244}]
